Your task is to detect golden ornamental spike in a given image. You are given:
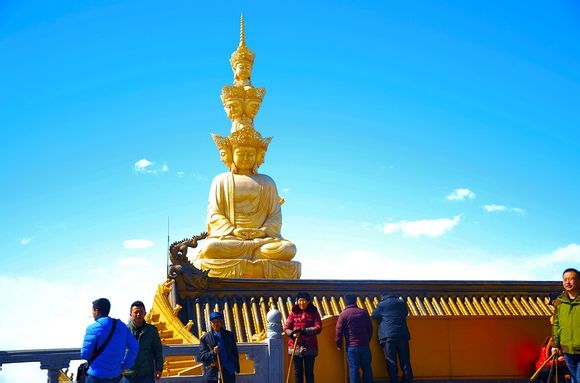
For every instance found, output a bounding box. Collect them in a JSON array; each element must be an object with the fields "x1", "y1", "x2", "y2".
[{"x1": 240, "y1": 14, "x2": 245, "y2": 46}]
